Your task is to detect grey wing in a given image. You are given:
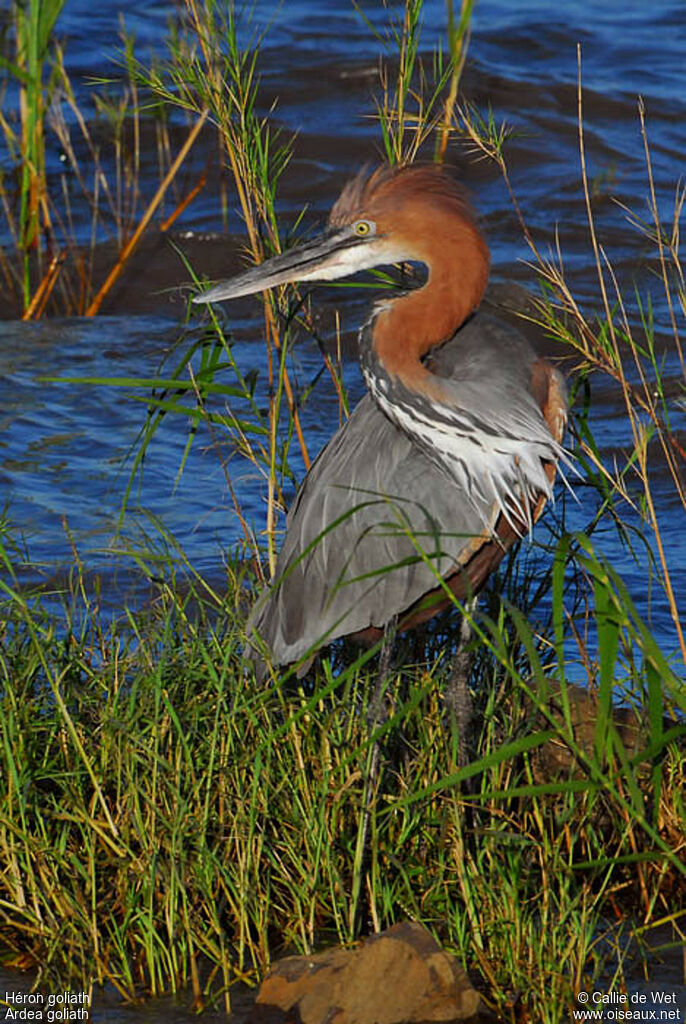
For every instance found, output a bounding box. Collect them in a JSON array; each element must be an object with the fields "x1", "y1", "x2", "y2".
[
  {"x1": 427, "y1": 315, "x2": 568, "y2": 517},
  {"x1": 430, "y1": 314, "x2": 567, "y2": 453},
  {"x1": 247, "y1": 392, "x2": 496, "y2": 670},
  {"x1": 247, "y1": 312, "x2": 567, "y2": 673}
]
